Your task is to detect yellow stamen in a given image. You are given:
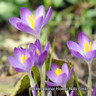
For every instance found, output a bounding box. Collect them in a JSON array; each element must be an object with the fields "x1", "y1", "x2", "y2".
[
  {"x1": 21, "y1": 54, "x2": 27, "y2": 64},
  {"x1": 29, "y1": 16, "x2": 35, "y2": 30},
  {"x1": 85, "y1": 42, "x2": 92, "y2": 53},
  {"x1": 32, "y1": 15, "x2": 36, "y2": 22},
  {"x1": 36, "y1": 49, "x2": 40, "y2": 56},
  {"x1": 55, "y1": 68, "x2": 62, "y2": 76},
  {"x1": 85, "y1": 42, "x2": 88, "y2": 53},
  {"x1": 89, "y1": 42, "x2": 92, "y2": 51}
]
